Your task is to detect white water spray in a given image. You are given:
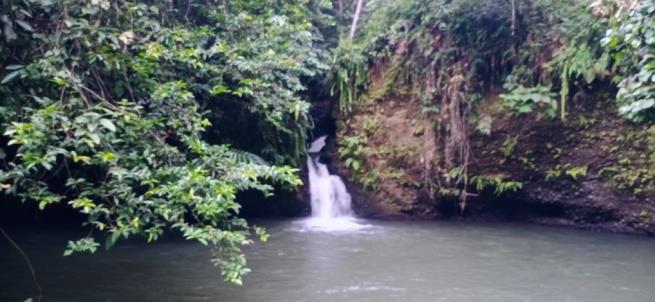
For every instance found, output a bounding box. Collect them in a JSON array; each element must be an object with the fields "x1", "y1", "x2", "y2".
[
  {"x1": 307, "y1": 143, "x2": 353, "y2": 218},
  {"x1": 300, "y1": 136, "x2": 368, "y2": 231}
]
